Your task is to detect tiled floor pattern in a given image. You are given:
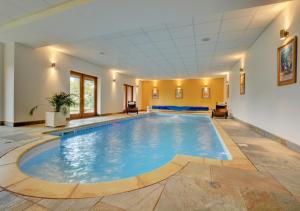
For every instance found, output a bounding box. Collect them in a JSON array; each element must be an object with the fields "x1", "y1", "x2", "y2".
[{"x1": 0, "y1": 117, "x2": 299, "y2": 210}]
